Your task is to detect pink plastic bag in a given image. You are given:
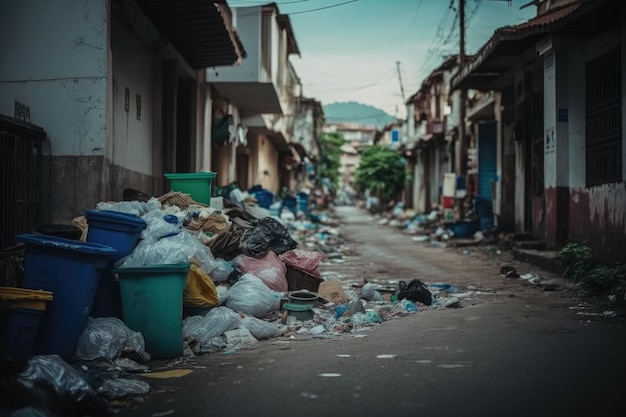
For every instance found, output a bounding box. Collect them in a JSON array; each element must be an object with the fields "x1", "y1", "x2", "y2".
[
  {"x1": 279, "y1": 249, "x2": 324, "y2": 275},
  {"x1": 233, "y1": 251, "x2": 288, "y2": 292}
]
